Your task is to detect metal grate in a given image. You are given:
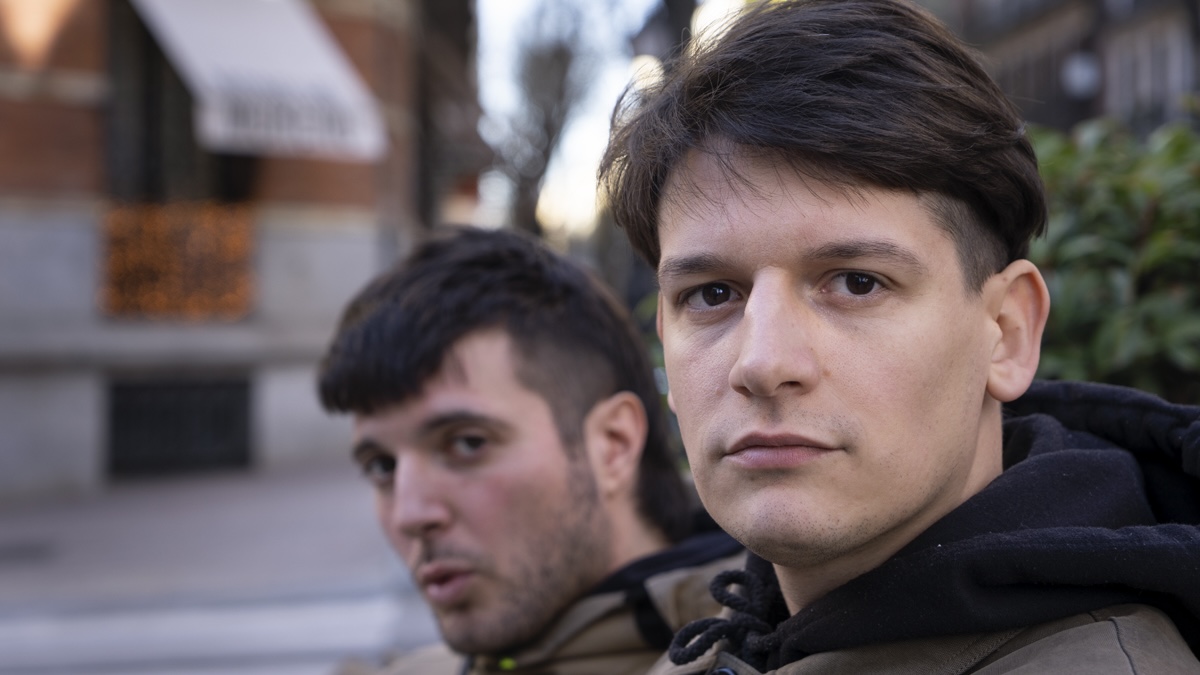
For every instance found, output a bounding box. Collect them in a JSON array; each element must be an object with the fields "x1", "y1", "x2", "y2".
[{"x1": 108, "y1": 378, "x2": 251, "y2": 477}]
